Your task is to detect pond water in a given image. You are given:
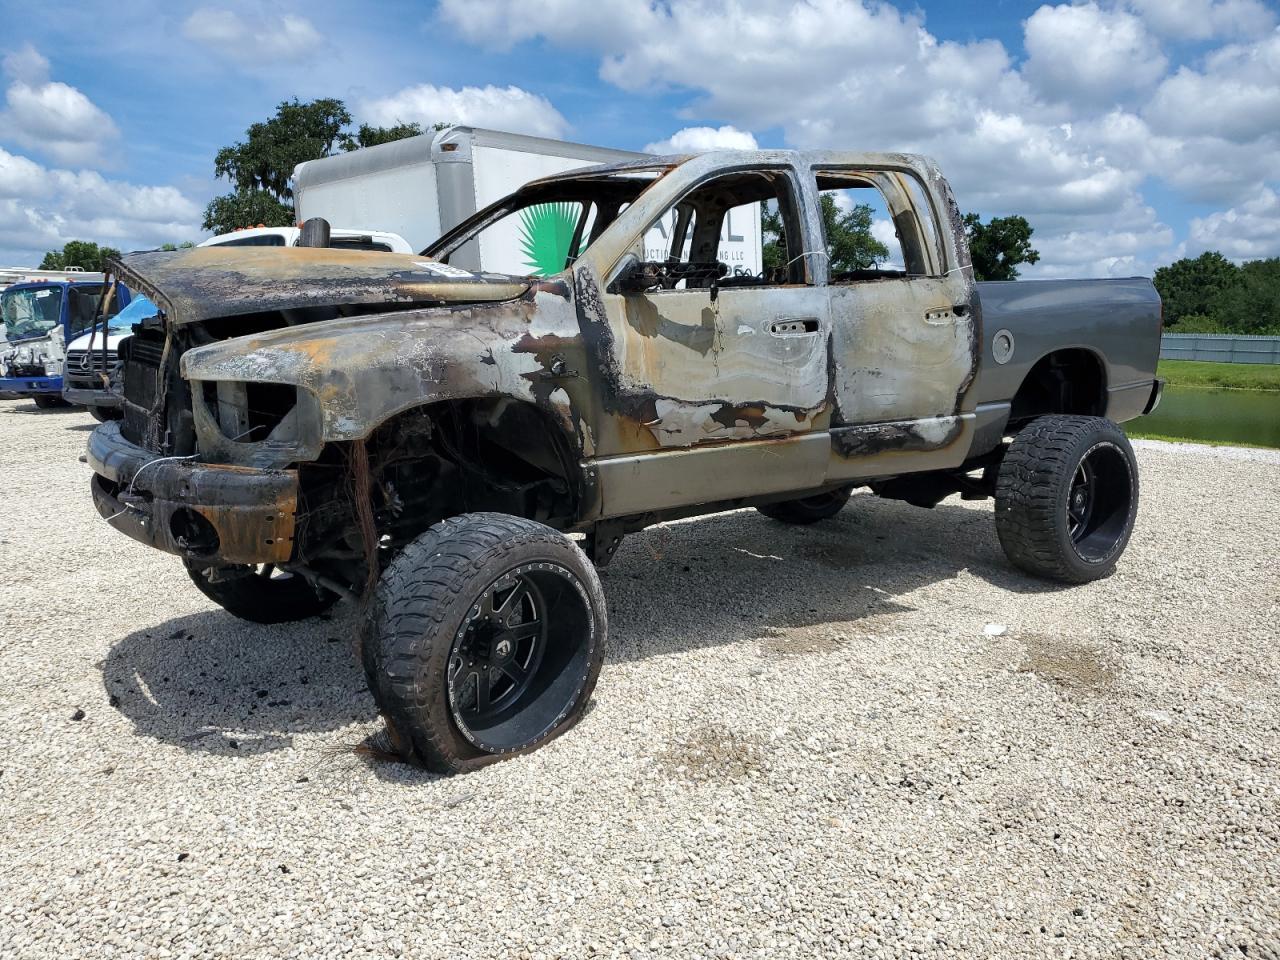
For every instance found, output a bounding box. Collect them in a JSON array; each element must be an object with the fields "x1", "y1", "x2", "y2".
[{"x1": 1133, "y1": 384, "x2": 1280, "y2": 448}]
